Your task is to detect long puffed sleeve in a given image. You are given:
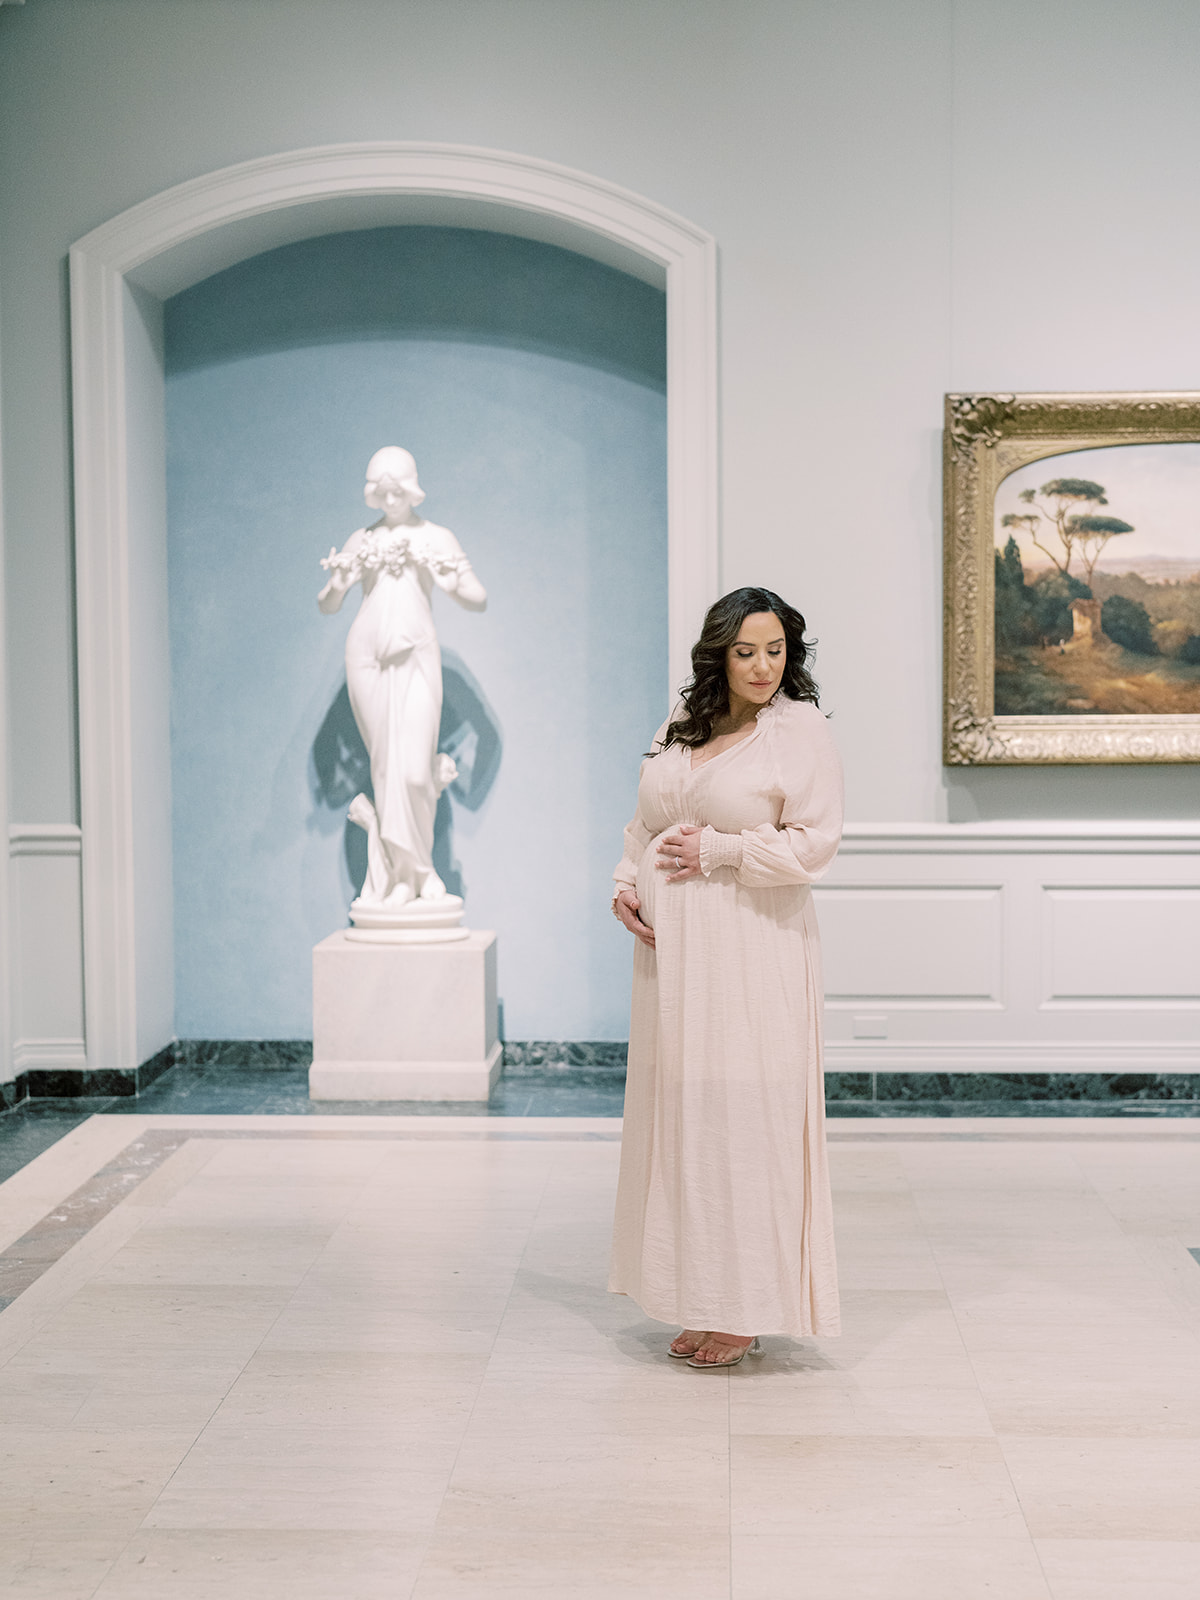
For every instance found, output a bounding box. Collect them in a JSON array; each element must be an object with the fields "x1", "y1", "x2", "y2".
[
  {"x1": 703, "y1": 701, "x2": 843, "y2": 889},
  {"x1": 612, "y1": 713, "x2": 674, "y2": 896},
  {"x1": 612, "y1": 806, "x2": 655, "y2": 897}
]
